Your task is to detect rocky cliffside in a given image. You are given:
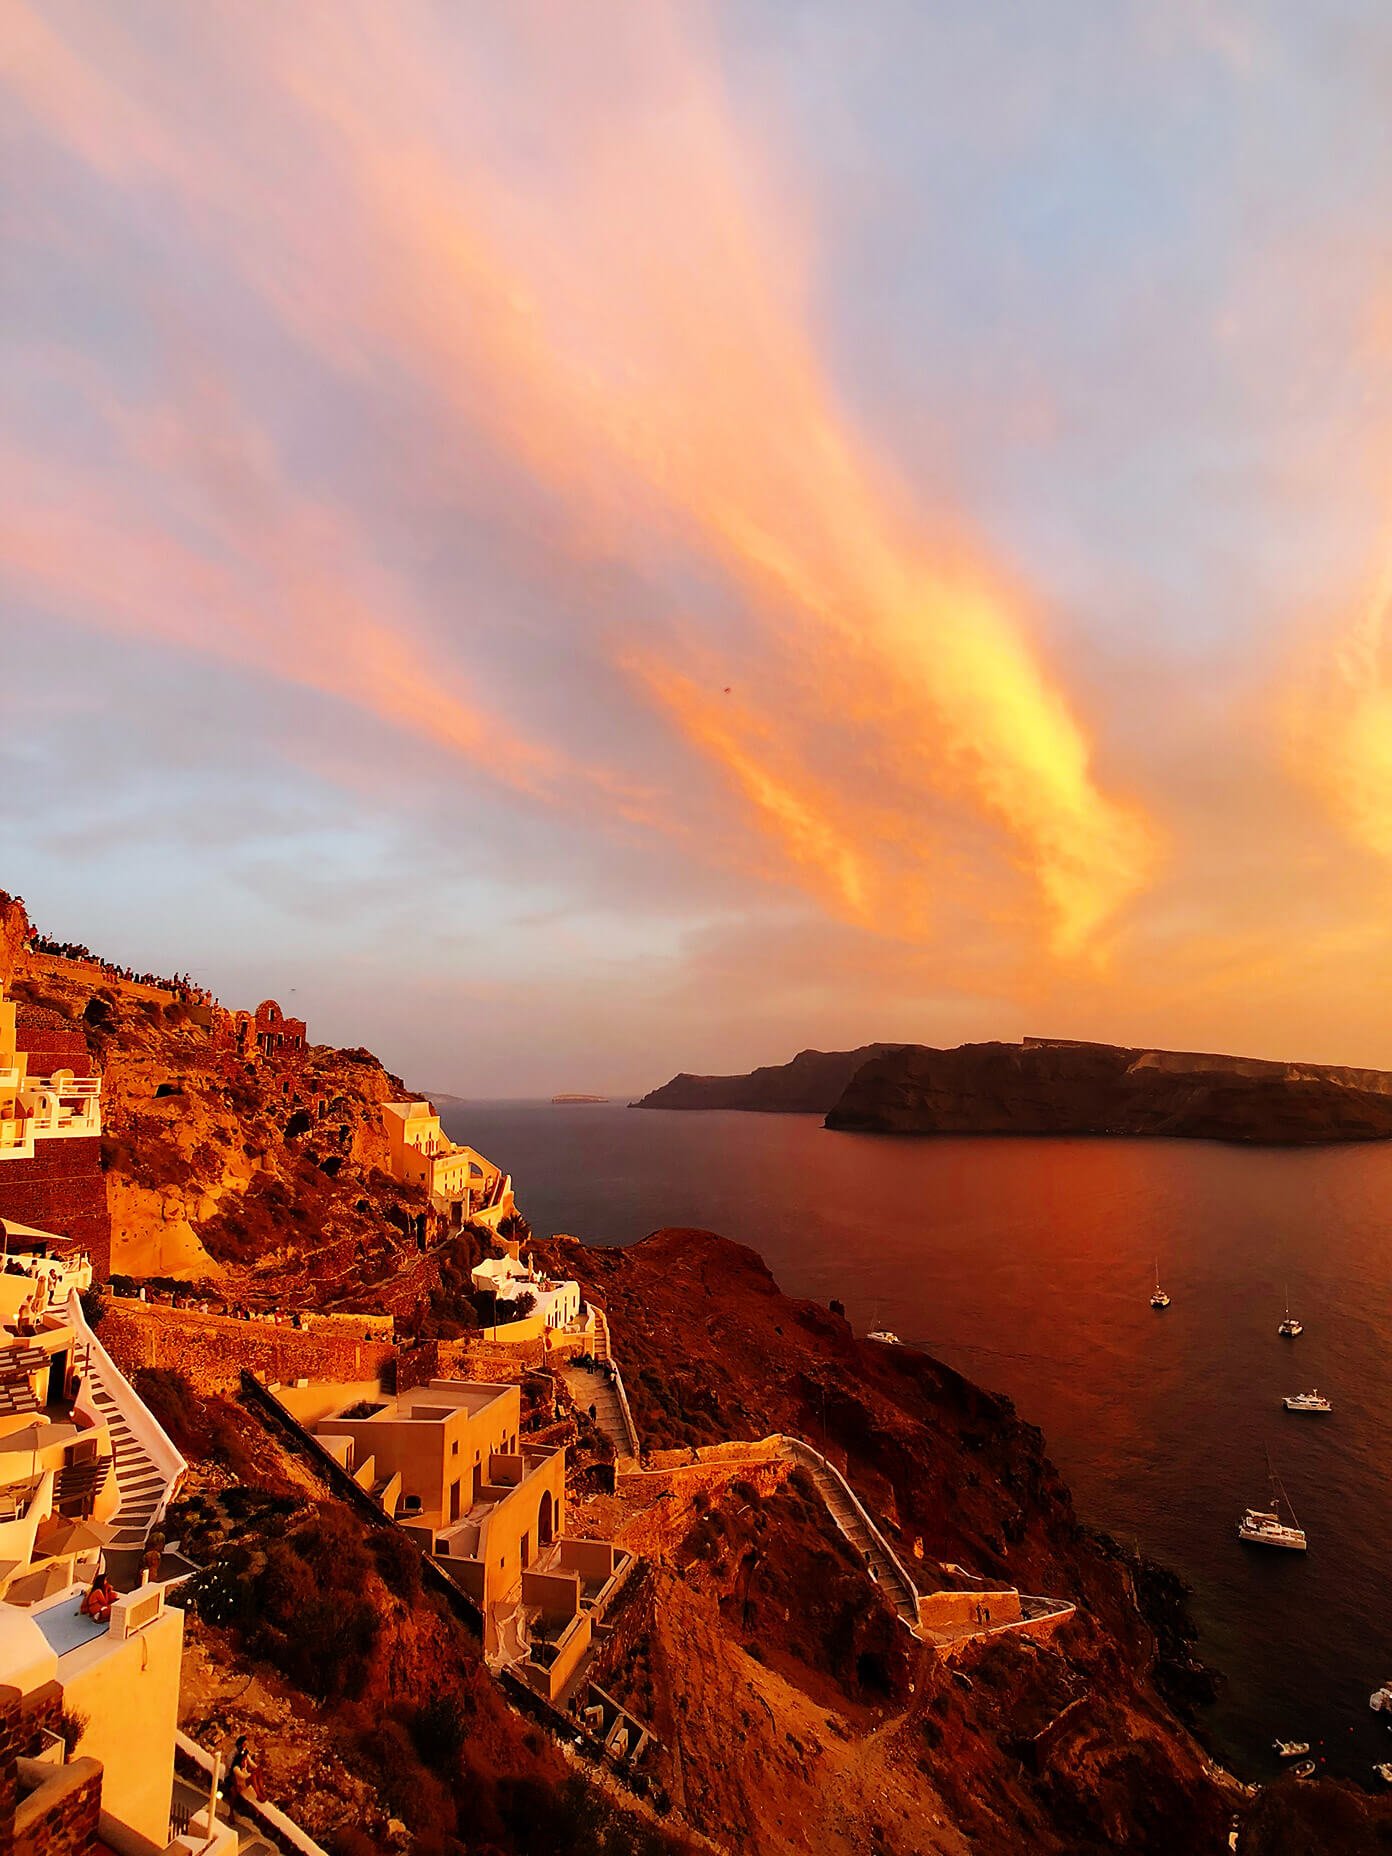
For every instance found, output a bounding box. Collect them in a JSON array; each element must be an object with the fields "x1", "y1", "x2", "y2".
[
  {"x1": 4, "y1": 909, "x2": 447, "y2": 1304},
  {"x1": 636, "y1": 1044, "x2": 902, "y2": 1113},
  {"x1": 536, "y1": 1227, "x2": 1241, "y2": 1853},
  {"x1": 826, "y1": 1036, "x2": 1392, "y2": 1144}
]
